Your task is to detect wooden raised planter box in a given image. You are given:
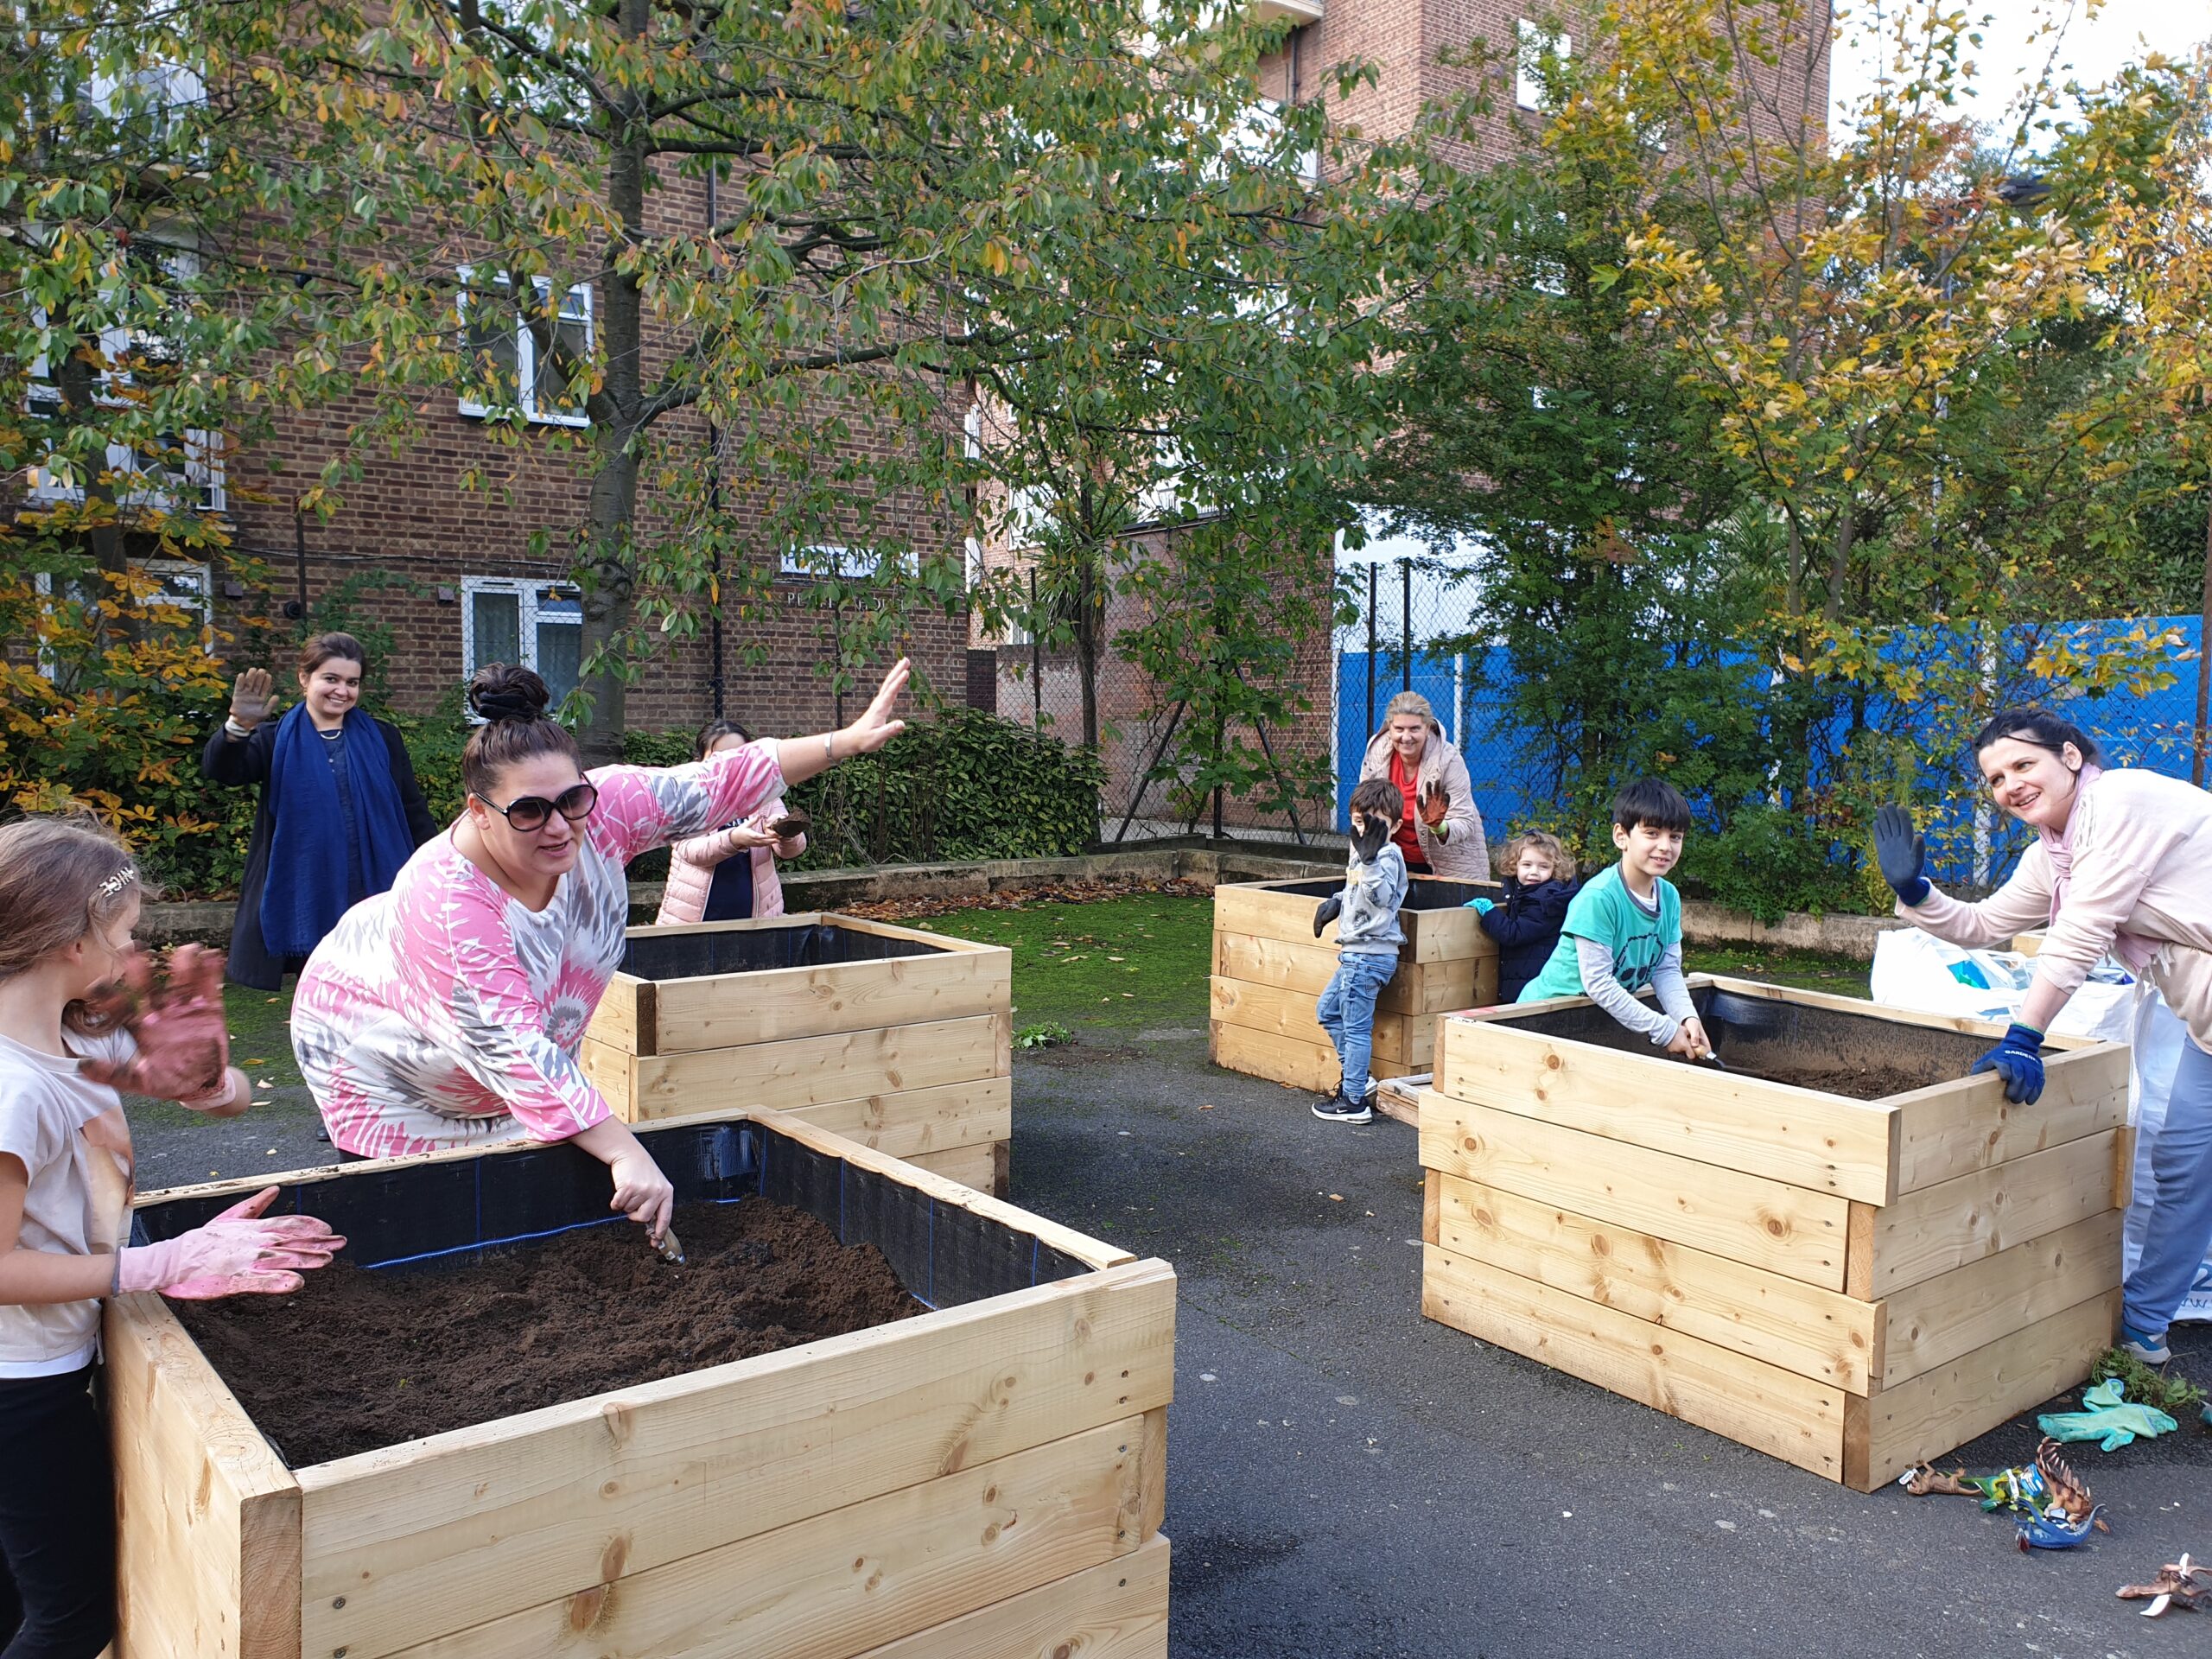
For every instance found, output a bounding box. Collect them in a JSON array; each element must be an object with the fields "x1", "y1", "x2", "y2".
[
  {"x1": 582, "y1": 913, "x2": 1011, "y2": 1193},
  {"x1": 1418, "y1": 978, "x2": 2130, "y2": 1491},
  {"x1": 108, "y1": 1109, "x2": 1173, "y2": 1659},
  {"x1": 1209, "y1": 874, "x2": 1501, "y2": 1096}
]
